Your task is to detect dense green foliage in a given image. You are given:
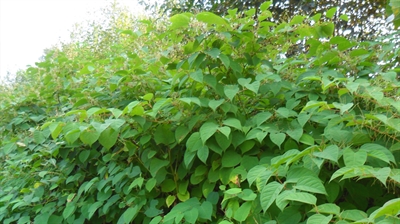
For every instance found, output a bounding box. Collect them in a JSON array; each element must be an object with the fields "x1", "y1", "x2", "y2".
[
  {"x1": 1, "y1": 1, "x2": 400, "y2": 223},
  {"x1": 141, "y1": 0, "x2": 400, "y2": 35}
]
